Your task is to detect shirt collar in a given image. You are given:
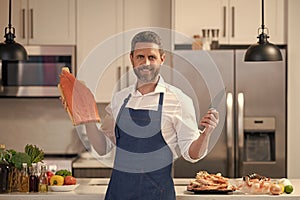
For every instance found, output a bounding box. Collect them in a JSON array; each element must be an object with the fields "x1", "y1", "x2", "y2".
[{"x1": 131, "y1": 75, "x2": 167, "y2": 96}]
